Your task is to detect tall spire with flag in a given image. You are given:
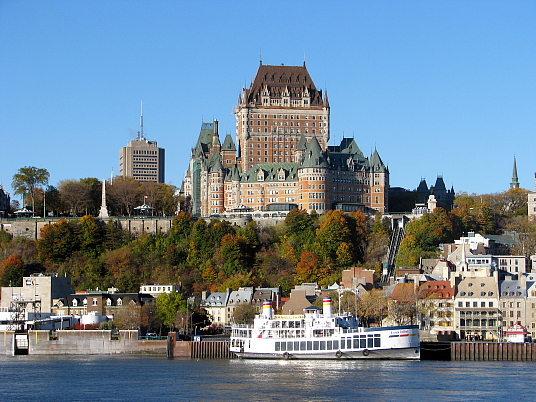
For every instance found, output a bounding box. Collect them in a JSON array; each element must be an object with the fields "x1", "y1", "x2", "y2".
[{"x1": 510, "y1": 156, "x2": 520, "y2": 189}]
